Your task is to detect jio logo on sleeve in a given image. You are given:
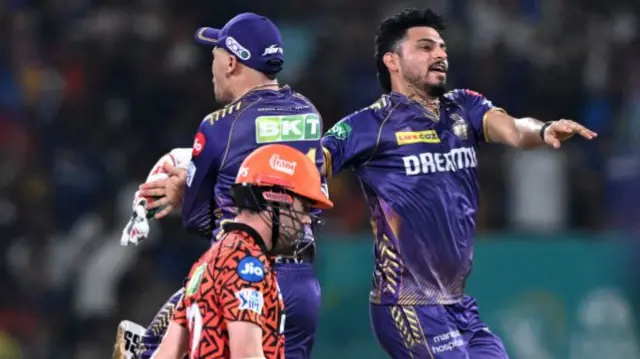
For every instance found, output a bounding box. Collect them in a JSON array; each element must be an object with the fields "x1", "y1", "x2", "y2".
[{"x1": 237, "y1": 256, "x2": 265, "y2": 282}]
